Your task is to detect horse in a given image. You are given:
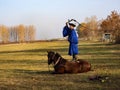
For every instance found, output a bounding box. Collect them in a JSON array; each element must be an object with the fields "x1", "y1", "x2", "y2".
[{"x1": 47, "y1": 51, "x2": 91, "y2": 74}]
